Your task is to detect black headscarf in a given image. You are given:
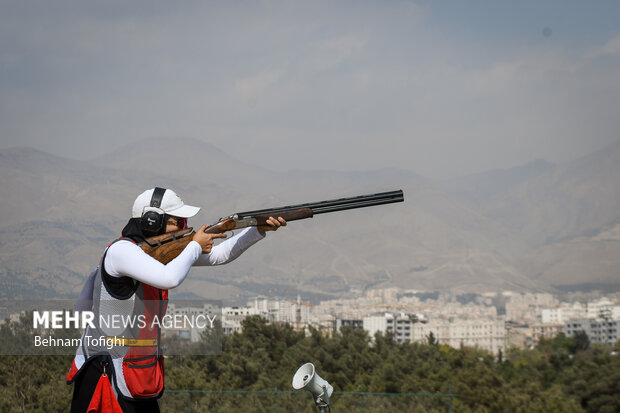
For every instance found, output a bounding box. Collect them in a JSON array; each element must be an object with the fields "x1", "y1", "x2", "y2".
[{"x1": 120, "y1": 215, "x2": 171, "y2": 243}]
